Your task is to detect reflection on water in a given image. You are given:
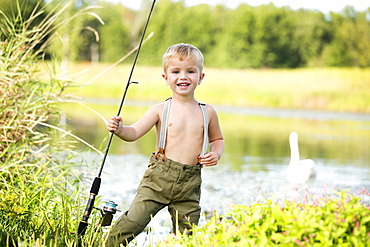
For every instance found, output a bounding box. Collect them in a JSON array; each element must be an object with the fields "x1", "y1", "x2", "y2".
[
  {"x1": 69, "y1": 106, "x2": 370, "y2": 246},
  {"x1": 69, "y1": 105, "x2": 370, "y2": 198},
  {"x1": 69, "y1": 105, "x2": 370, "y2": 169}
]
